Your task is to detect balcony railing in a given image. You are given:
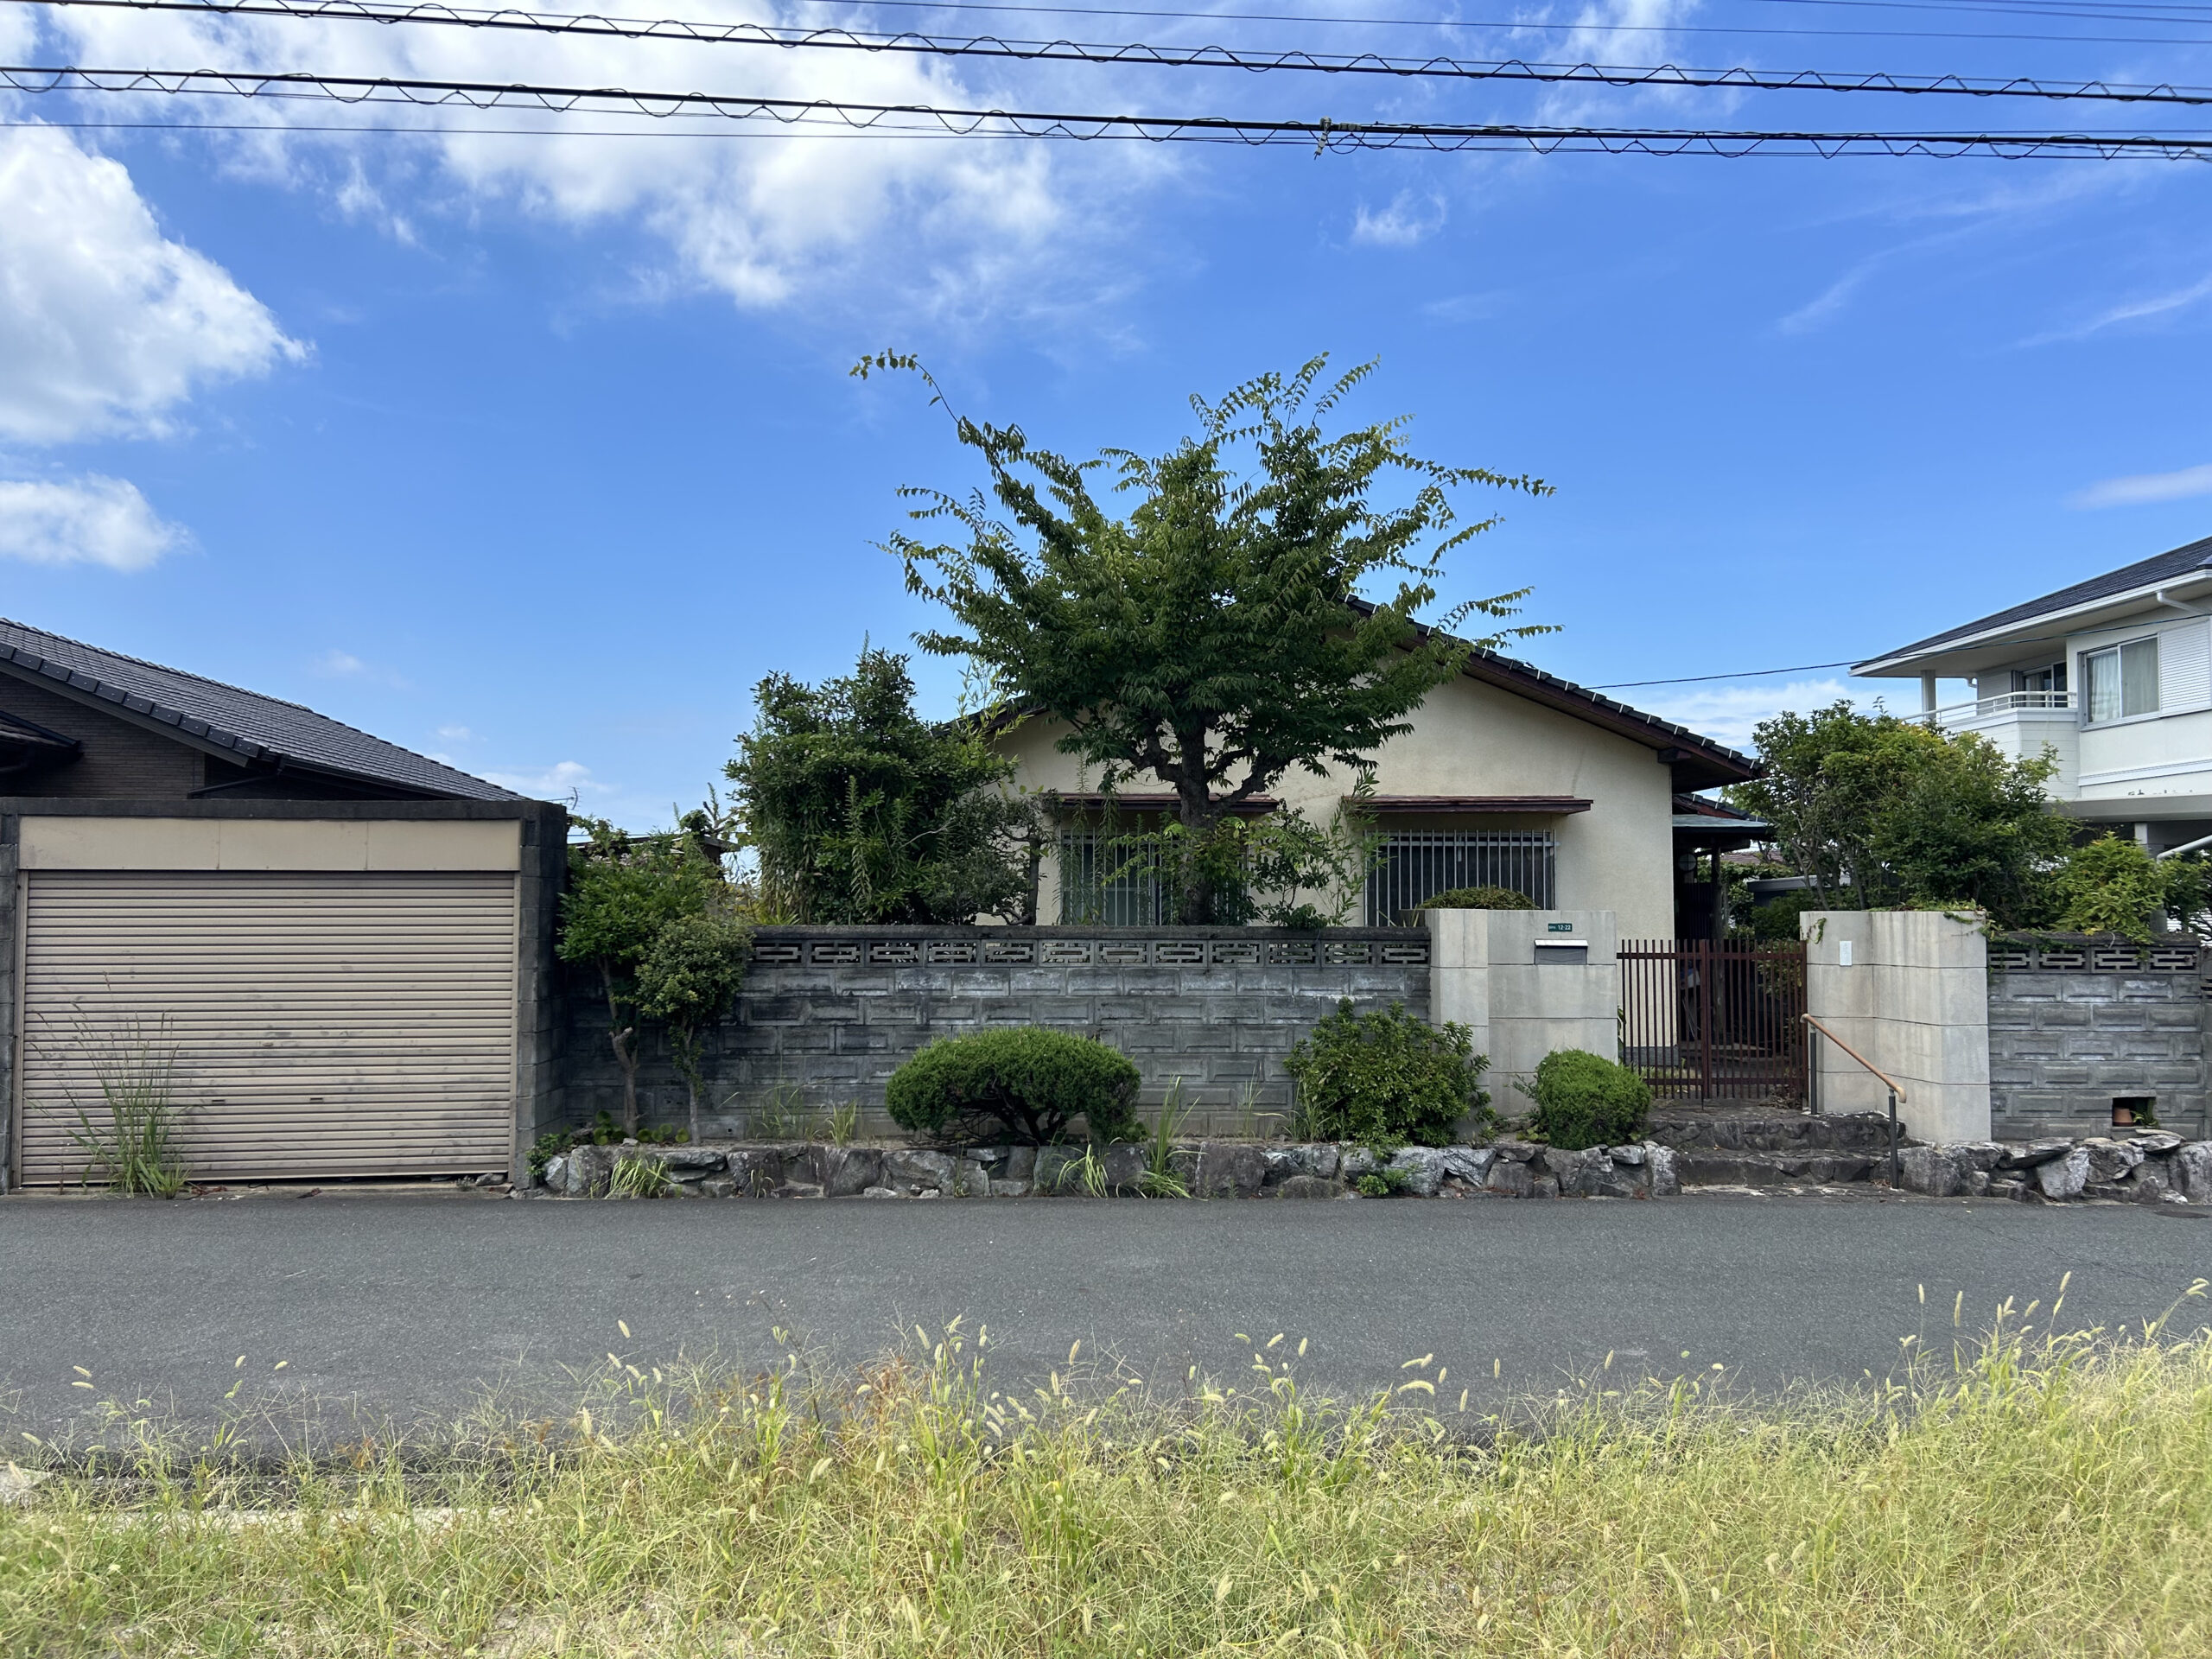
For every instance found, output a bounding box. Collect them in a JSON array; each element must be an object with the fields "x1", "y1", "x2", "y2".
[{"x1": 1918, "y1": 690, "x2": 2076, "y2": 727}]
